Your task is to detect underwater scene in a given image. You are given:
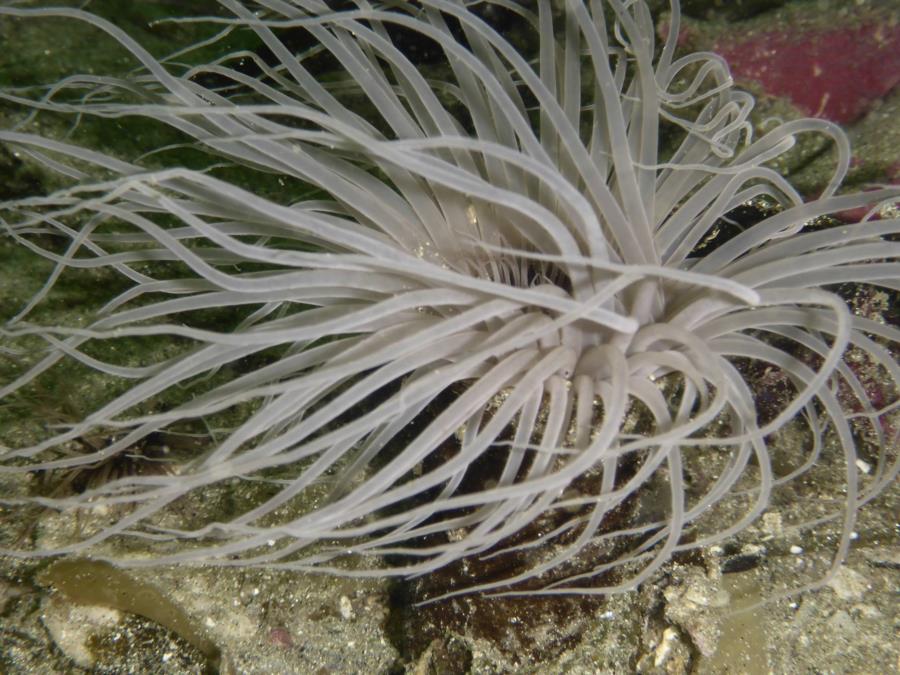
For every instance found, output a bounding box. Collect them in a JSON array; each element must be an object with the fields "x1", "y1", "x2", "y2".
[{"x1": 0, "y1": 1, "x2": 898, "y2": 673}]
